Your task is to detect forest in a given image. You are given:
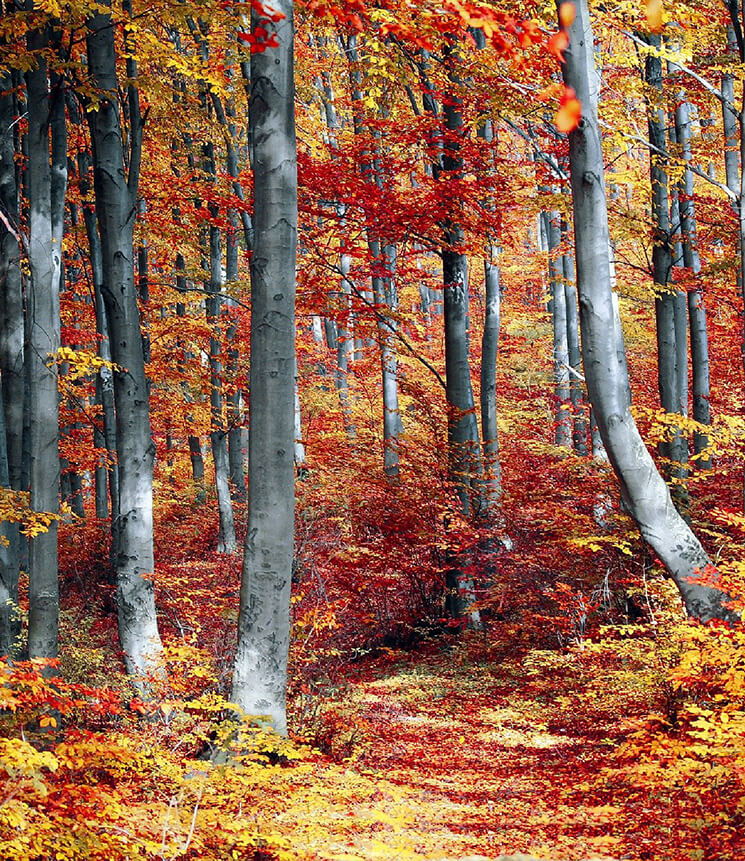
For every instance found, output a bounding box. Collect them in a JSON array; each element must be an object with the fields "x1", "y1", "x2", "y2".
[{"x1": 1, "y1": 0, "x2": 745, "y2": 857}]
